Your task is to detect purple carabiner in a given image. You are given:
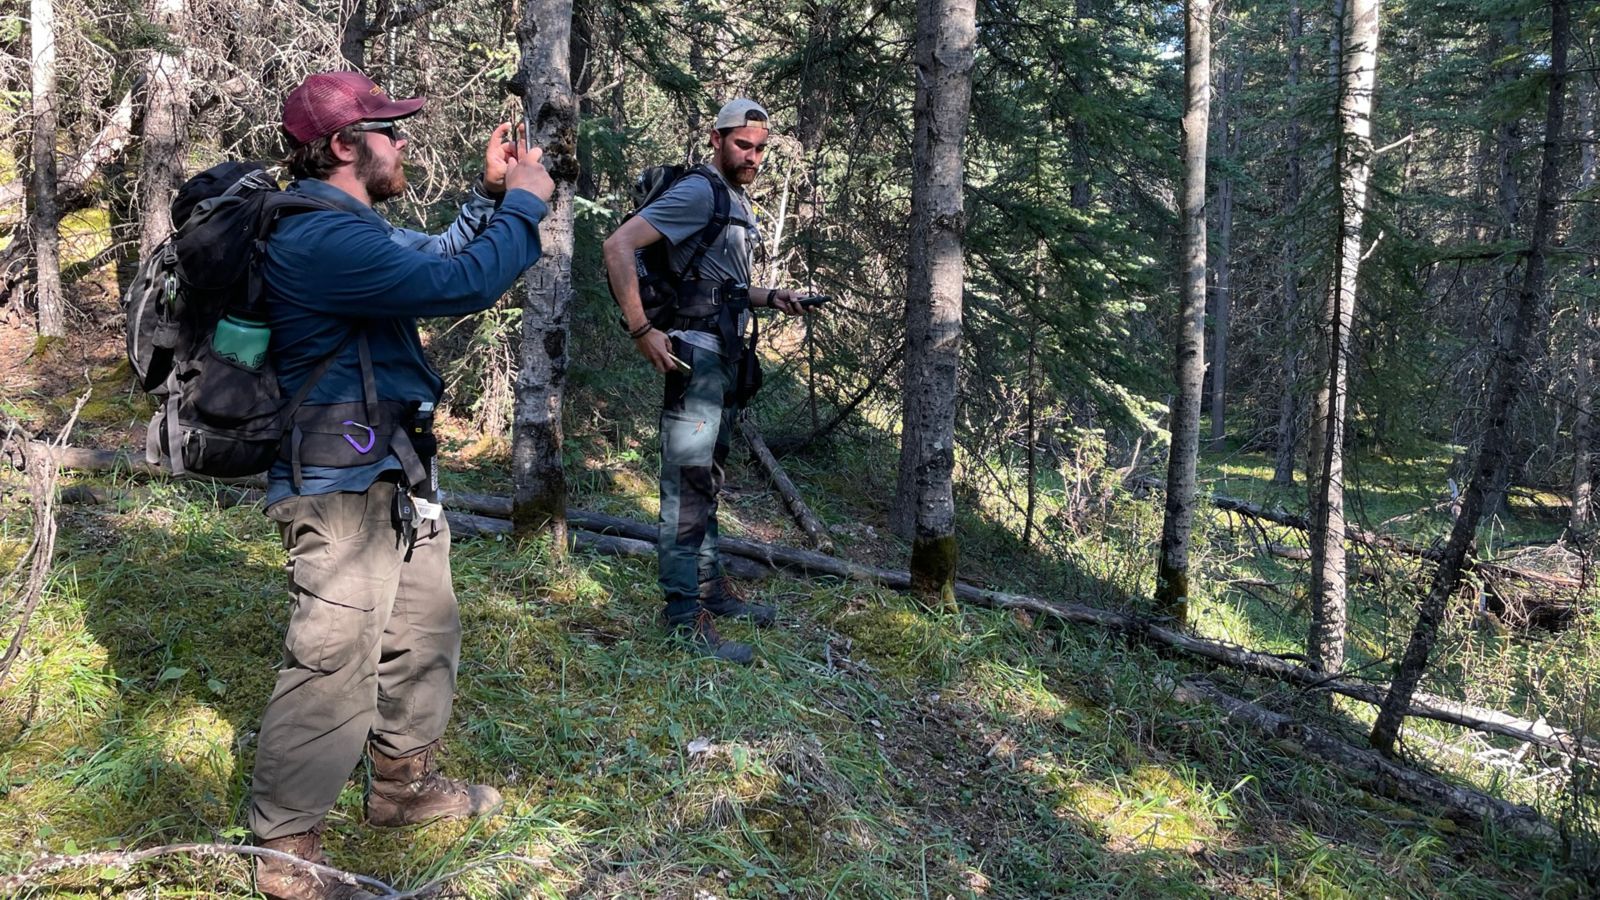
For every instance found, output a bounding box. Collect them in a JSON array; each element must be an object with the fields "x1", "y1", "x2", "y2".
[{"x1": 341, "y1": 421, "x2": 377, "y2": 454}]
